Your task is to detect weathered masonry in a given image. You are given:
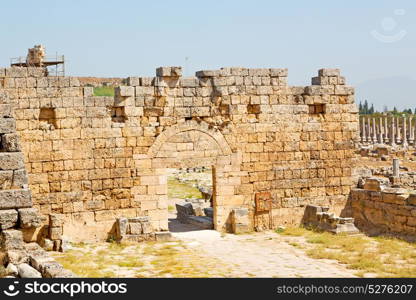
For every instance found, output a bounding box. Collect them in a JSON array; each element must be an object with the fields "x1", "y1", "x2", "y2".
[{"x1": 0, "y1": 66, "x2": 358, "y2": 242}]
